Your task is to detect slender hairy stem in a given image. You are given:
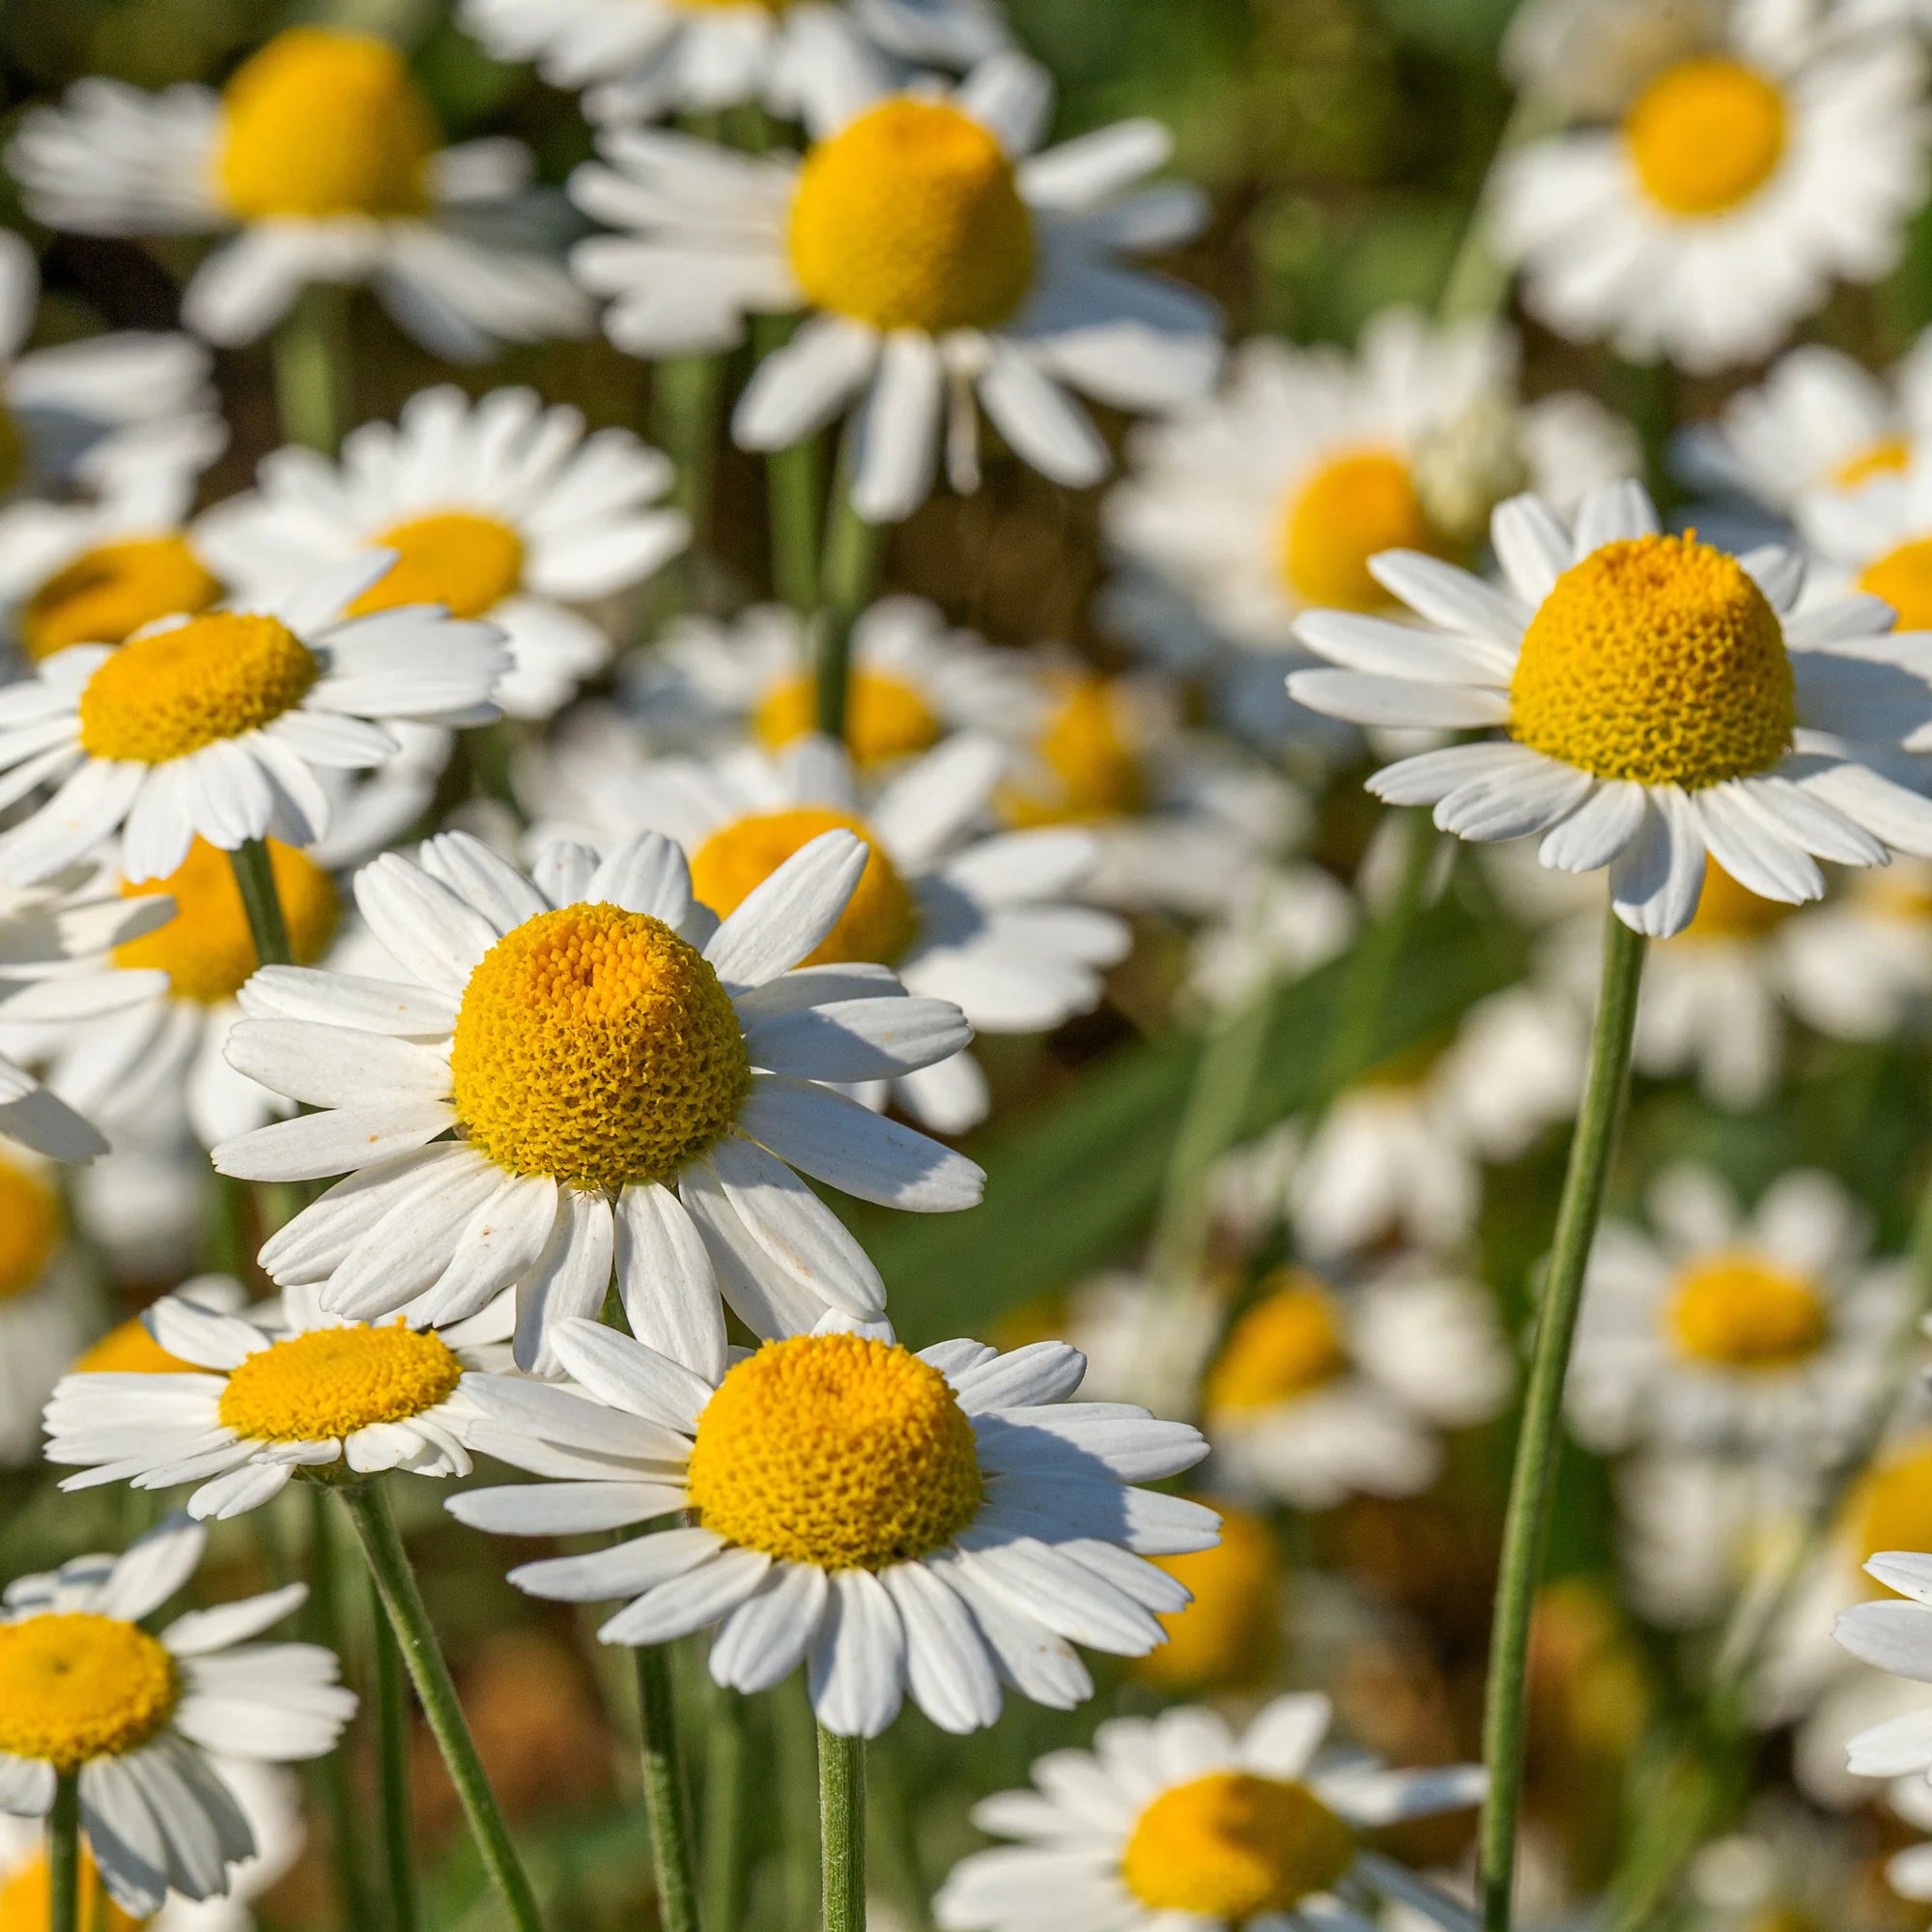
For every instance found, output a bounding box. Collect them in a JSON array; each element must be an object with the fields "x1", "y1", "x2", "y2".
[
  {"x1": 228, "y1": 838, "x2": 293, "y2": 970},
  {"x1": 818, "y1": 1726, "x2": 866, "y2": 1932},
  {"x1": 307, "y1": 1487, "x2": 375, "y2": 1931},
  {"x1": 373, "y1": 1588, "x2": 418, "y2": 1932},
  {"x1": 634, "y1": 1647, "x2": 700, "y2": 1932},
  {"x1": 815, "y1": 489, "x2": 883, "y2": 741},
  {"x1": 271, "y1": 285, "x2": 347, "y2": 455},
  {"x1": 1479, "y1": 914, "x2": 1647, "y2": 1930},
  {"x1": 339, "y1": 1483, "x2": 545, "y2": 1932},
  {"x1": 699, "y1": 1683, "x2": 746, "y2": 1932},
  {"x1": 47, "y1": 1774, "x2": 78, "y2": 1932}
]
